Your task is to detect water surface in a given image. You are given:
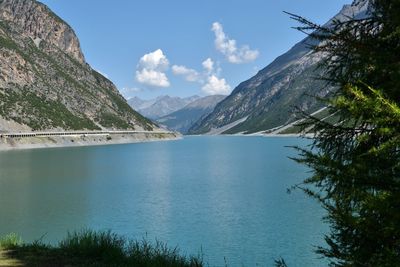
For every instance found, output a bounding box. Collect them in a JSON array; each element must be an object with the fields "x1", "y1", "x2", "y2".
[{"x1": 0, "y1": 136, "x2": 326, "y2": 266}]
